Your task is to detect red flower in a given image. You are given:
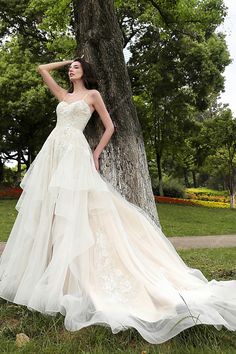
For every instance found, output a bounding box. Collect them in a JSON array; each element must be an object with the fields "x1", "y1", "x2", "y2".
[
  {"x1": 154, "y1": 196, "x2": 195, "y2": 206},
  {"x1": 0, "y1": 187, "x2": 22, "y2": 199}
]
